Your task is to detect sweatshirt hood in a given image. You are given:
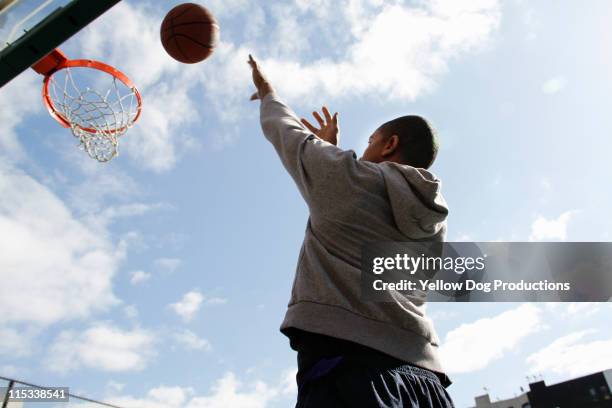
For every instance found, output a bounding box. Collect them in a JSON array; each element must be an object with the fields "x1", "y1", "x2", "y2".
[{"x1": 379, "y1": 162, "x2": 449, "y2": 240}]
